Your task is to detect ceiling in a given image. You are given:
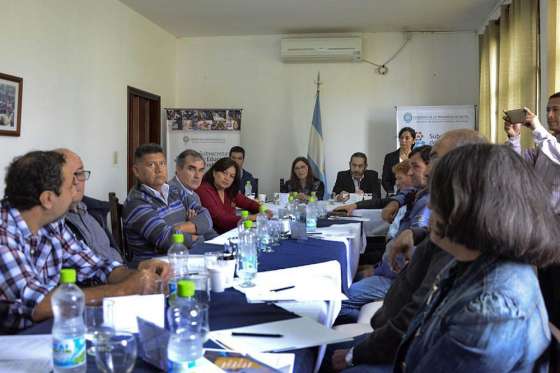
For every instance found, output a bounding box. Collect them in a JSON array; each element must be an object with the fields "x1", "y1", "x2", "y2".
[{"x1": 119, "y1": 0, "x2": 500, "y2": 38}]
